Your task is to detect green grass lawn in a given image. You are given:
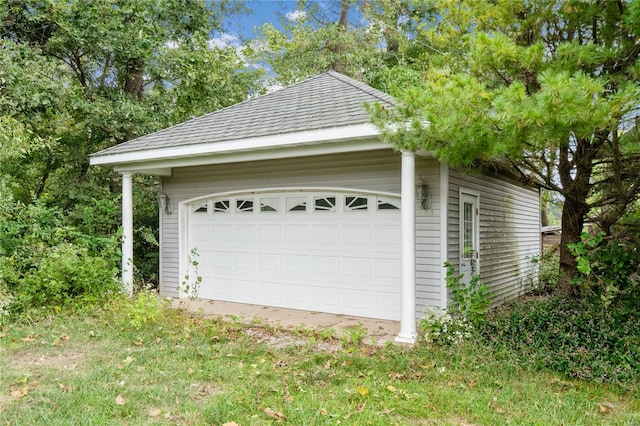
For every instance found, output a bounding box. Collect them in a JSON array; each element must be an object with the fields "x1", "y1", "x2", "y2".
[{"x1": 1, "y1": 298, "x2": 638, "y2": 425}]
